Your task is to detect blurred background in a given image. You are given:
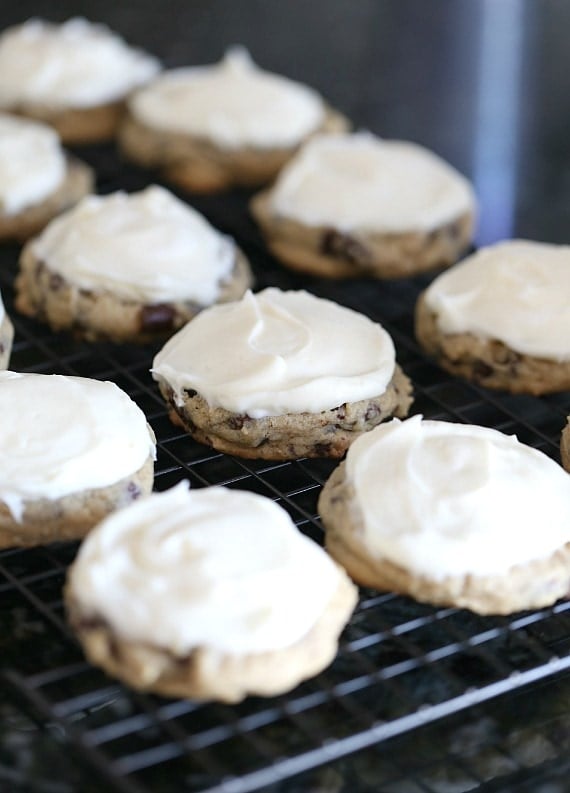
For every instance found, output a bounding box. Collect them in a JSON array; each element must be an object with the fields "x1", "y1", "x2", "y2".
[{"x1": 2, "y1": 0, "x2": 569, "y2": 248}]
